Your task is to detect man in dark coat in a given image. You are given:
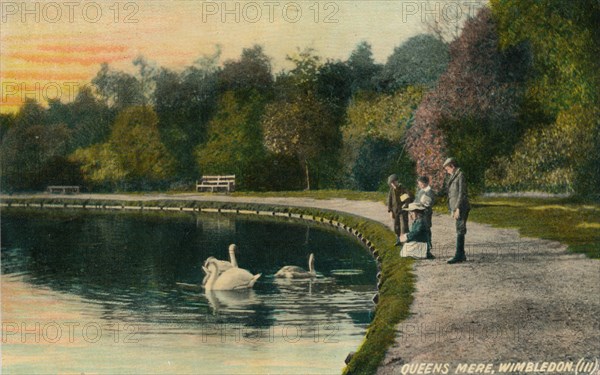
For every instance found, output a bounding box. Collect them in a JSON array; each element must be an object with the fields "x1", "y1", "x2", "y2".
[
  {"x1": 443, "y1": 158, "x2": 470, "y2": 264},
  {"x1": 387, "y1": 174, "x2": 412, "y2": 246}
]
